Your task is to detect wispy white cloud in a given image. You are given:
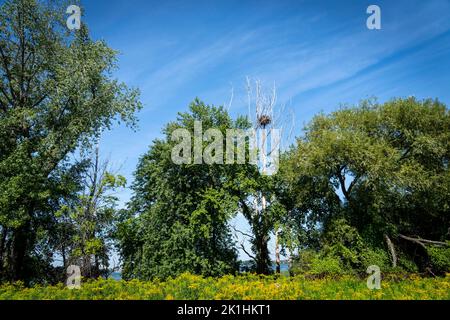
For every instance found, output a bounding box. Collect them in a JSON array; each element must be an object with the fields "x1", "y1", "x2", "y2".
[
  {"x1": 87, "y1": 0, "x2": 450, "y2": 215},
  {"x1": 132, "y1": 0, "x2": 450, "y2": 115}
]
